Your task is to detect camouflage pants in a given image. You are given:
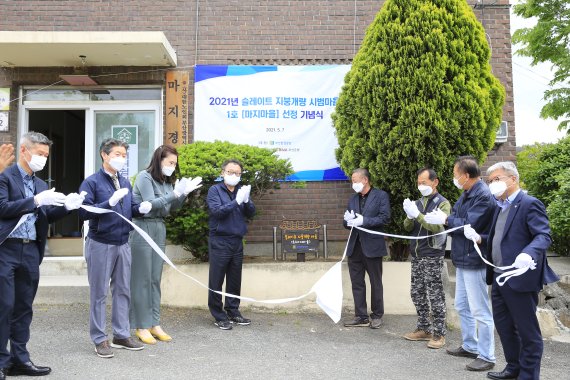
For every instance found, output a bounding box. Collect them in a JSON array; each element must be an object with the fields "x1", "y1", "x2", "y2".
[{"x1": 410, "y1": 256, "x2": 446, "y2": 337}]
